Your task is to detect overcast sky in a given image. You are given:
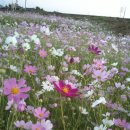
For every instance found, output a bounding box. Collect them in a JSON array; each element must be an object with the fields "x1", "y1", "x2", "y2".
[{"x1": 0, "y1": 0, "x2": 130, "y2": 18}]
